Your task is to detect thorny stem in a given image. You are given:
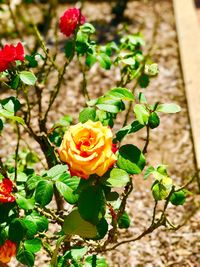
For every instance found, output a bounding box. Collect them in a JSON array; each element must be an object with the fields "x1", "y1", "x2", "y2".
[{"x1": 36, "y1": 206, "x2": 64, "y2": 224}]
